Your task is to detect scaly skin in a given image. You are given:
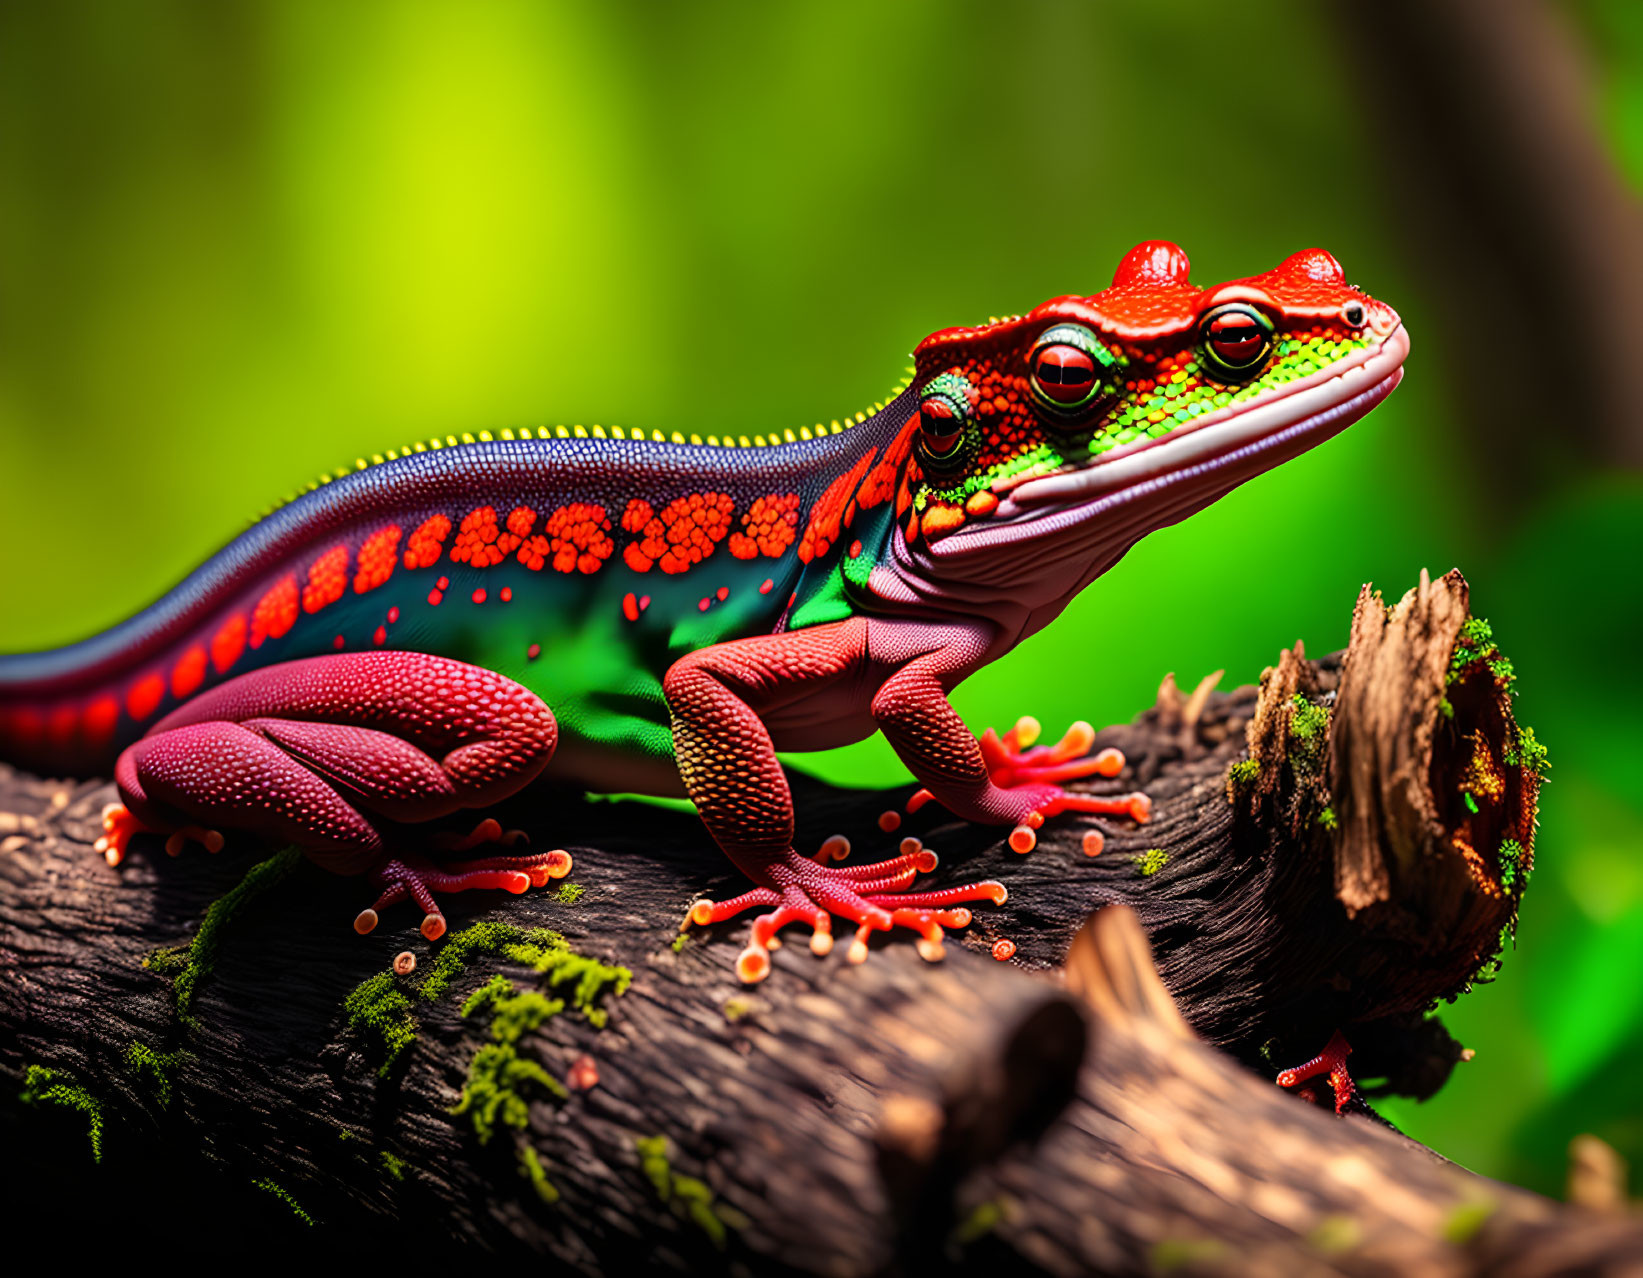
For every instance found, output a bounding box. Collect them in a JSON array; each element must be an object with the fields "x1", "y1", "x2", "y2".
[{"x1": 0, "y1": 240, "x2": 1408, "y2": 1014}]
